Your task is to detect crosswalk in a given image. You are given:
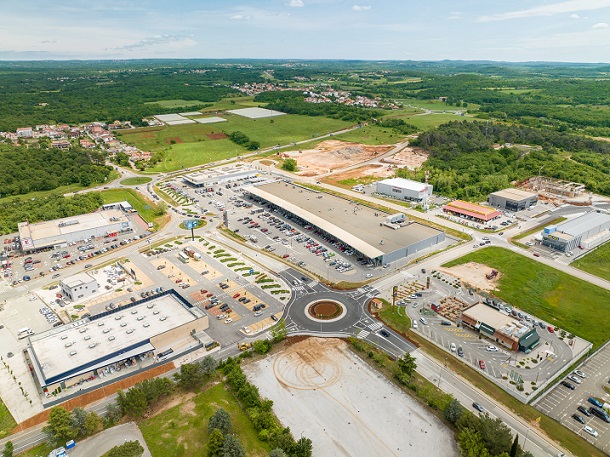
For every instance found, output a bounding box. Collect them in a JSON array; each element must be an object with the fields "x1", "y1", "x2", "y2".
[
  {"x1": 308, "y1": 280, "x2": 318, "y2": 288},
  {"x1": 357, "y1": 329, "x2": 370, "y2": 339},
  {"x1": 369, "y1": 322, "x2": 383, "y2": 332},
  {"x1": 293, "y1": 285, "x2": 306, "y2": 293}
]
